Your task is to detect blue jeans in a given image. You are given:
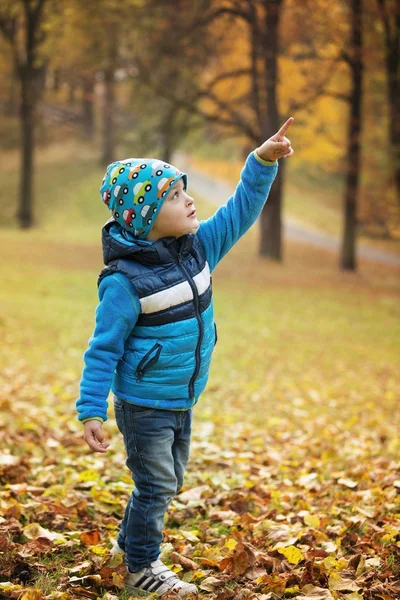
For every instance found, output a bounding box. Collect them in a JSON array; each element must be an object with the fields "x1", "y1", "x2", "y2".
[{"x1": 113, "y1": 395, "x2": 193, "y2": 572}]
